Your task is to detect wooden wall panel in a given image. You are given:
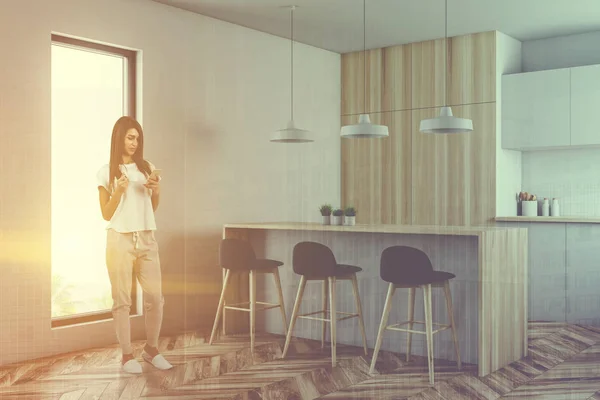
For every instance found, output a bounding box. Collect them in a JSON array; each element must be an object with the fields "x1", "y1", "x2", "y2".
[
  {"x1": 366, "y1": 48, "x2": 383, "y2": 114},
  {"x1": 382, "y1": 44, "x2": 412, "y2": 112},
  {"x1": 342, "y1": 44, "x2": 411, "y2": 115},
  {"x1": 448, "y1": 31, "x2": 496, "y2": 106},
  {"x1": 411, "y1": 38, "x2": 446, "y2": 109},
  {"x1": 341, "y1": 51, "x2": 362, "y2": 115},
  {"x1": 411, "y1": 103, "x2": 496, "y2": 226},
  {"x1": 411, "y1": 108, "x2": 443, "y2": 225},
  {"x1": 341, "y1": 49, "x2": 383, "y2": 115},
  {"x1": 460, "y1": 102, "x2": 496, "y2": 226},
  {"x1": 340, "y1": 31, "x2": 497, "y2": 227},
  {"x1": 341, "y1": 111, "x2": 412, "y2": 224}
]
